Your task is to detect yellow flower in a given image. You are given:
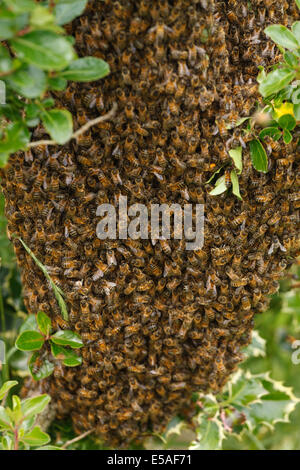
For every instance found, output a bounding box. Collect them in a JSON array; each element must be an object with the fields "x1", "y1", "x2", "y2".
[{"x1": 273, "y1": 102, "x2": 294, "y2": 119}]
